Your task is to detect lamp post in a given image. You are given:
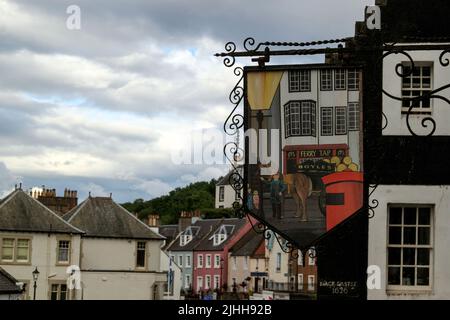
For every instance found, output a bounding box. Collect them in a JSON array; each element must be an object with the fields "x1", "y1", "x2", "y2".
[
  {"x1": 32, "y1": 267, "x2": 40, "y2": 300},
  {"x1": 220, "y1": 258, "x2": 224, "y2": 295}
]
